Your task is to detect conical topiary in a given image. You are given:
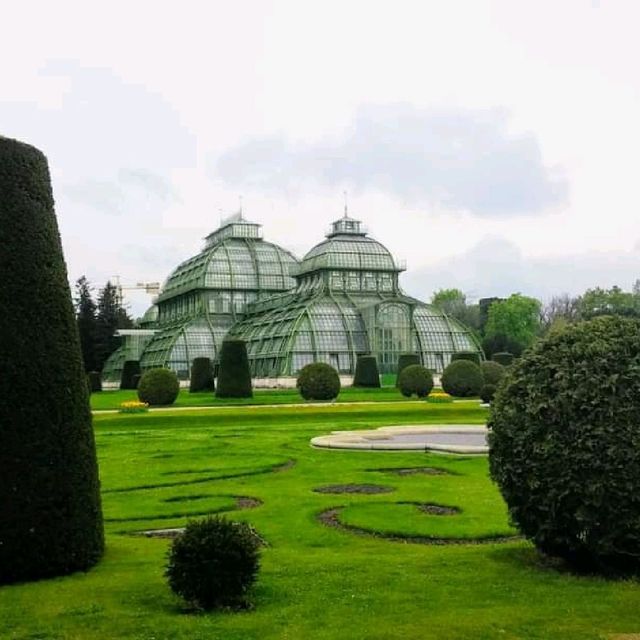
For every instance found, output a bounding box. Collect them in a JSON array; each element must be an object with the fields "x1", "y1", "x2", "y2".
[
  {"x1": 190, "y1": 357, "x2": 215, "y2": 393},
  {"x1": 0, "y1": 136, "x2": 104, "y2": 584},
  {"x1": 216, "y1": 339, "x2": 253, "y2": 398},
  {"x1": 353, "y1": 355, "x2": 381, "y2": 388}
]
